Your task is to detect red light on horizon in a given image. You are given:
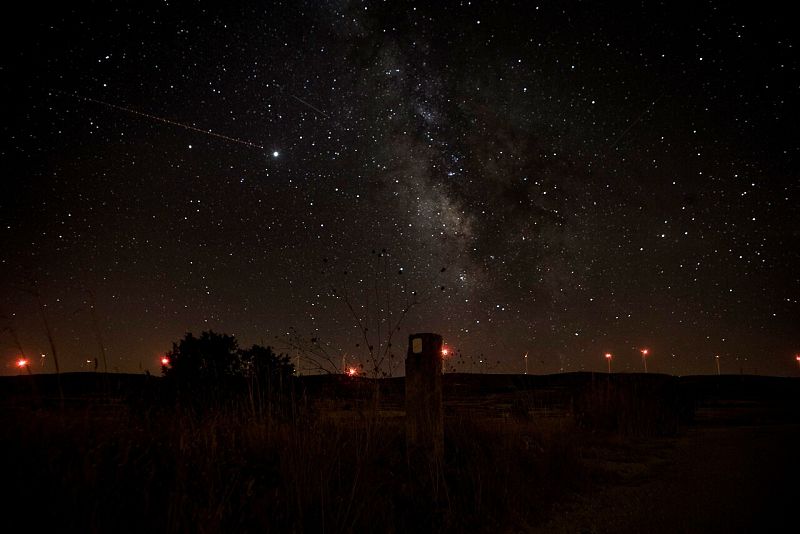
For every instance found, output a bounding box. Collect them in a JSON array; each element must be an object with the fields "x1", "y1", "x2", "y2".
[
  {"x1": 160, "y1": 356, "x2": 170, "y2": 366},
  {"x1": 347, "y1": 367, "x2": 358, "y2": 377},
  {"x1": 641, "y1": 348, "x2": 649, "y2": 356},
  {"x1": 441, "y1": 347, "x2": 450, "y2": 357},
  {"x1": 604, "y1": 353, "x2": 612, "y2": 359},
  {"x1": 16, "y1": 358, "x2": 29, "y2": 368}
]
